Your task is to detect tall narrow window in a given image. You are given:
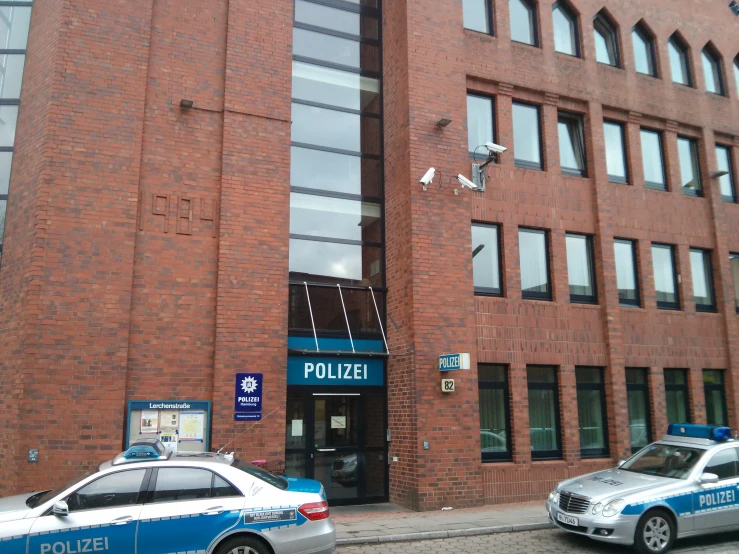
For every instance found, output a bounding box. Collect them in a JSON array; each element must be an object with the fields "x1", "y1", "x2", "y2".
[
  {"x1": 640, "y1": 129, "x2": 666, "y2": 190},
  {"x1": 566, "y1": 233, "x2": 596, "y2": 303},
  {"x1": 731, "y1": 253, "x2": 739, "y2": 314},
  {"x1": 472, "y1": 223, "x2": 502, "y2": 296},
  {"x1": 576, "y1": 368, "x2": 609, "y2": 458},
  {"x1": 603, "y1": 121, "x2": 628, "y2": 184},
  {"x1": 552, "y1": 2, "x2": 578, "y2": 57},
  {"x1": 512, "y1": 102, "x2": 541, "y2": 170},
  {"x1": 632, "y1": 23, "x2": 657, "y2": 77},
  {"x1": 703, "y1": 370, "x2": 727, "y2": 426},
  {"x1": 558, "y1": 112, "x2": 586, "y2": 176},
  {"x1": 509, "y1": 0, "x2": 537, "y2": 46},
  {"x1": 593, "y1": 13, "x2": 619, "y2": 67},
  {"x1": 527, "y1": 366, "x2": 561, "y2": 460},
  {"x1": 734, "y1": 57, "x2": 739, "y2": 98},
  {"x1": 702, "y1": 45, "x2": 724, "y2": 95},
  {"x1": 716, "y1": 145, "x2": 736, "y2": 202},
  {"x1": 479, "y1": 365, "x2": 511, "y2": 461},
  {"x1": 664, "y1": 369, "x2": 690, "y2": 424},
  {"x1": 690, "y1": 248, "x2": 715, "y2": 312},
  {"x1": 677, "y1": 137, "x2": 702, "y2": 195},
  {"x1": 652, "y1": 244, "x2": 680, "y2": 310},
  {"x1": 519, "y1": 228, "x2": 550, "y2": 300},
  {"x1": 626, "y1": 369, "x2": 651, "y2": 453},
  {"x1": 614, "y1": 239, "x2": 640, "y2": 307},
  {"x1": 467, "y1": 94, "x2": 494, "y2": 157},
  {"x1": 463, "y1": 0, "x2": 492, "y2": 34},
  {"x1": 668, "y1": 35, "x2": 691, "y2": 86}
]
